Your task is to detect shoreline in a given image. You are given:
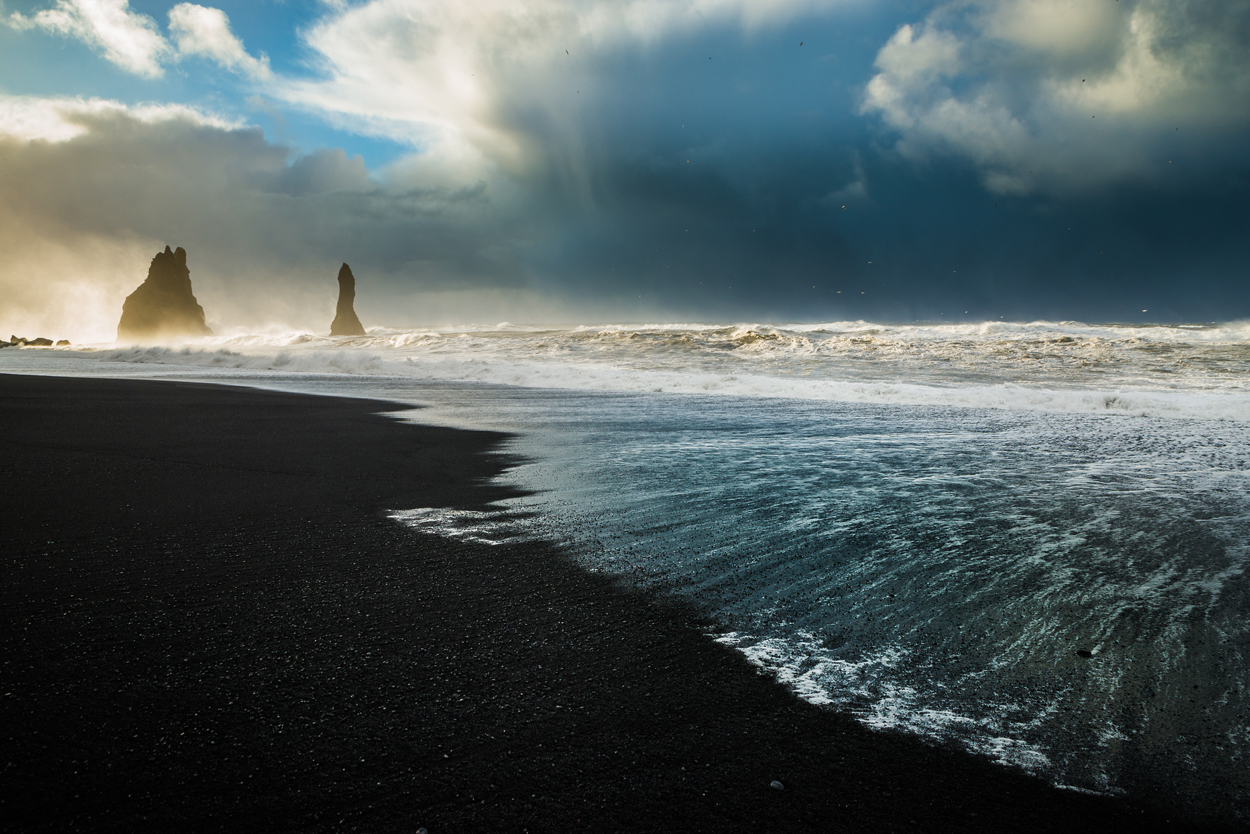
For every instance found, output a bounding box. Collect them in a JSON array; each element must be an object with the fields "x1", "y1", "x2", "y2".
[{"x1": 0, "y1": 373, "x2": 1233, "y2": 832}]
